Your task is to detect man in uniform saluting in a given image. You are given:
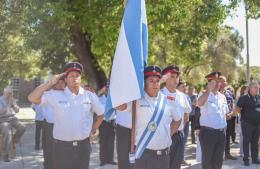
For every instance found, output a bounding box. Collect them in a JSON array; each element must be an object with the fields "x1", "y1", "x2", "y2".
[
  {"x1": 117, "y1": 65, "x2": 181, "y2": 169},
  {"x1": 198, "y1": 72, "x2": 231, "y2": 169},
  {"x1": 28, "y1": 62, "x2": 104, "y2": 169},
  {"x1": 161, "y1": 65, "x2": 191, "y2": 169}
]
